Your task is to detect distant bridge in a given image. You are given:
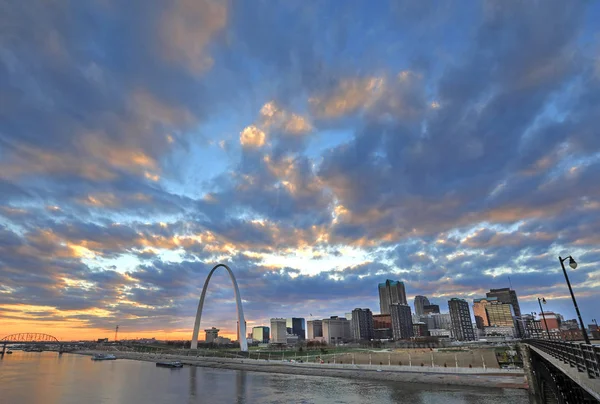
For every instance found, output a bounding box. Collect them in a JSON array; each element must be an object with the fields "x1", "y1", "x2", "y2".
[
  {"x1": 0, "y1": 333, "x2": 69, "y2": 355},
  {"x1": 522, "y1": 339, "x2": 600, "y2": 403},
  {"x1": 1, "y1": 333, "x2": 60, "y2": 343}
]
